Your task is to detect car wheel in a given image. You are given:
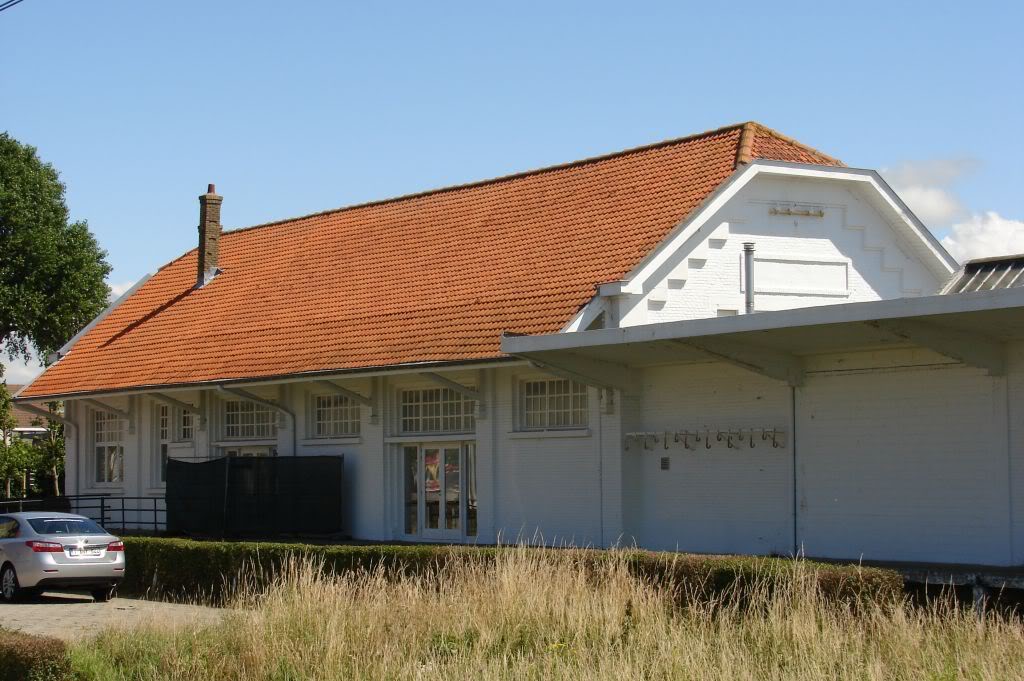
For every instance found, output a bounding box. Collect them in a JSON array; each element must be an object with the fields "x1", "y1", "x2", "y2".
[
  {"x1": 1, "y1": 564, "x2": 21, "y2": 603},
  {"x1": 91, "y1": 586, "x2": 116, "y2": 603}
]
